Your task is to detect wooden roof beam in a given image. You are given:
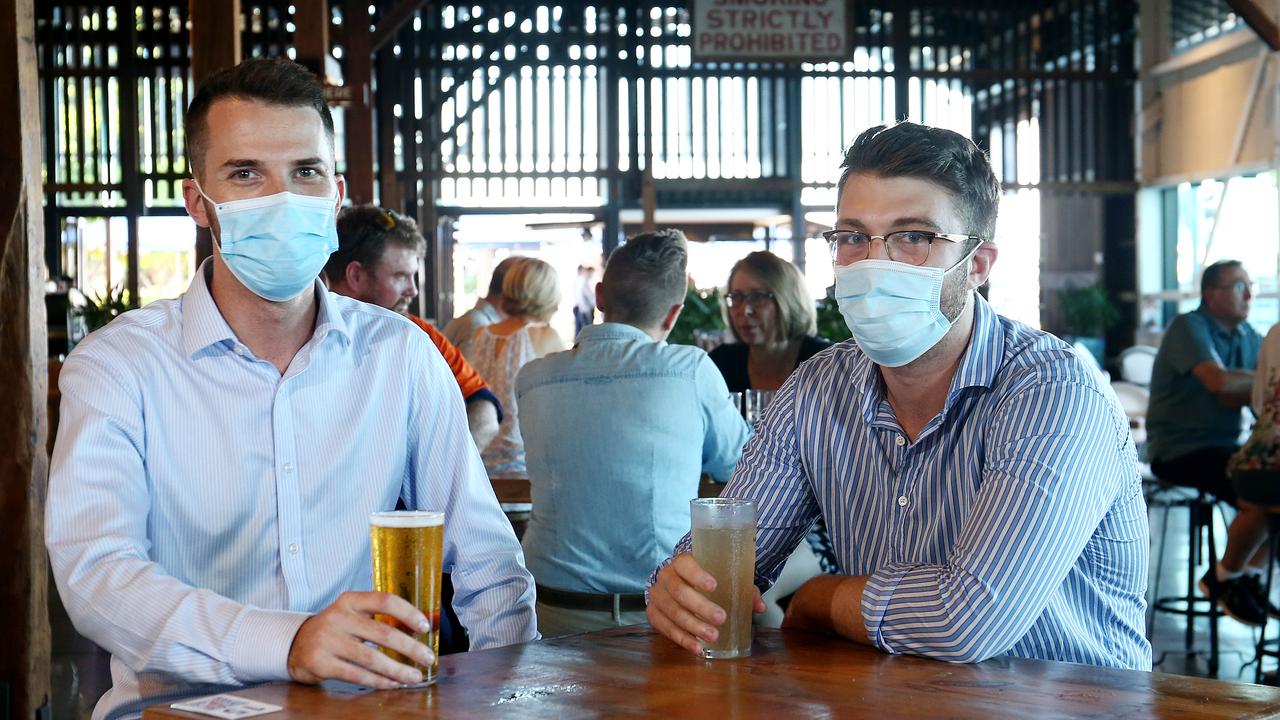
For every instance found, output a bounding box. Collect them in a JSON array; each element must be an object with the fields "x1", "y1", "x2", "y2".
[{"x1": 1225, "y1": 0, "x2": 1280, "y2": 51}]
